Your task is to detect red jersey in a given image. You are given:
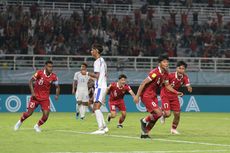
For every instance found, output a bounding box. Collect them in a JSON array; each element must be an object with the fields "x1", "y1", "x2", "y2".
[
  {"x1": 142, "y1": 67, "x2": 168, "y2": 97},
  {"x1": 32, "y1": 70, "x2": 58, "y2": 100},
  {"x1": 161, "y1": 72, "x2": 190, "y2": 97},
  {"x1": 109, "y1": 82, "x2": 131, "y2": 101}
]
